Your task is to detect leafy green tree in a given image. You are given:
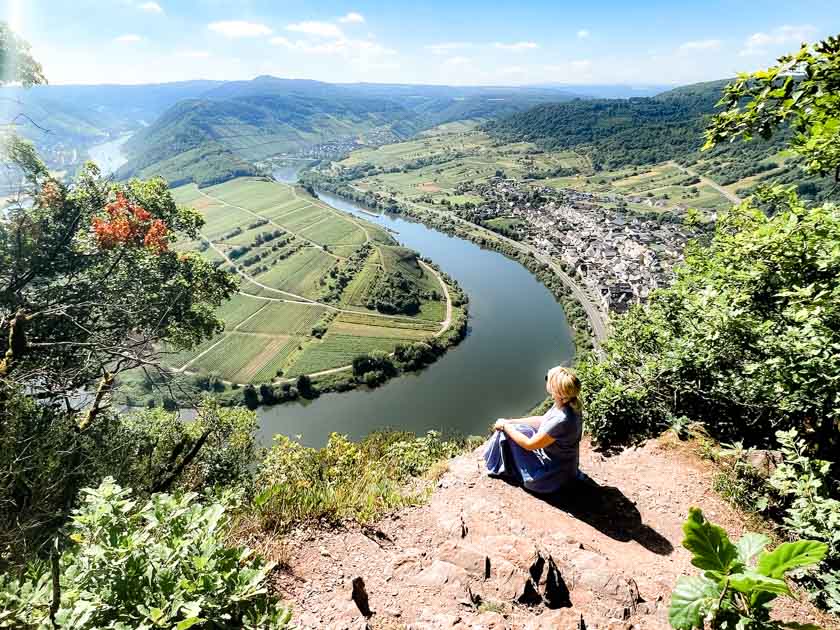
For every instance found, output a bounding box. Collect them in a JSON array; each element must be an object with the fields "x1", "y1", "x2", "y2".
[
  {"x1": 580, "y1": 188, "x2": 840, "y2": 452},
  {"x1": 0, "y1": 22, "x2": 46, "y2": 87},
  {"x1": 0, "y1": 479, "x2": 292, "y2": 629},
  {"x1": 669, "y1": 508, "x2": 826, "y2": 630},
  {"x1": 1, "y1": 139, "x2": 236, "y2": 409},
  {"x1": 706, "y1": 35, "x2": 840, "y2": 181}
]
